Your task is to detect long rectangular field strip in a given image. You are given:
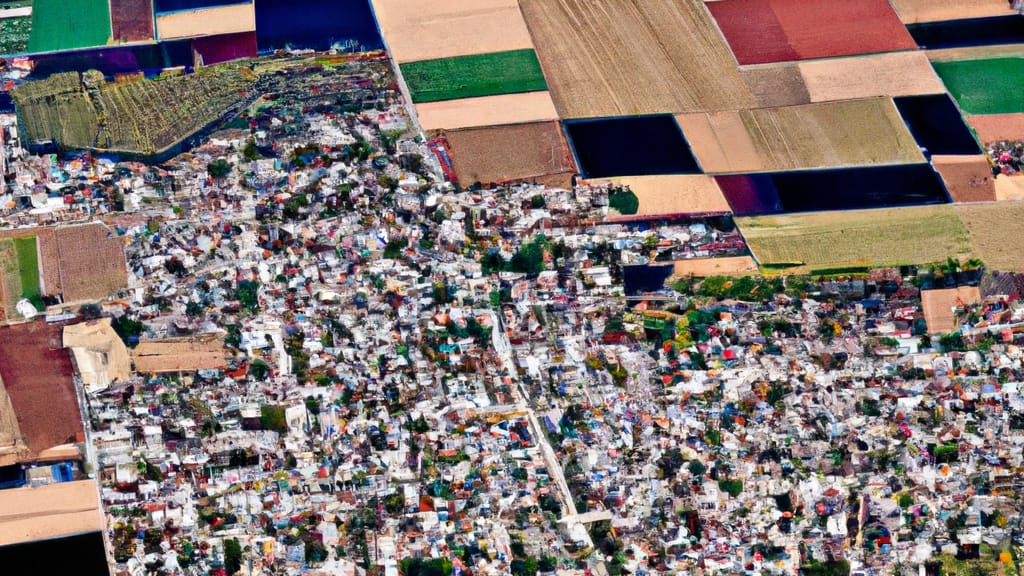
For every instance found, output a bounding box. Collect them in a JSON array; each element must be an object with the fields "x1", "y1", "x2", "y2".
[
  {"x1": 12, "y1": 236, "x2": 39, "y2": 302},
  {"x1": 738, "y1": 205, "x2": 975, "y2": 272},
  {"x1": 933, "y1": 58, "x2": 1024, "y2": 114},
  {"x1": 28, "y1": 0, "x2": 111, "y2": 53},
  {"x1": 401, "y1": 49, "x2": 547, "y2": 104}
]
